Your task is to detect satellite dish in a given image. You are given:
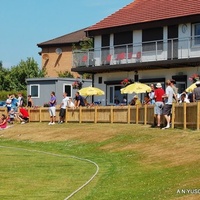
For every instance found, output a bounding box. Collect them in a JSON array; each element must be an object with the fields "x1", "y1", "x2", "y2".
[
  {"x1": 55, "y1": 48, "x2": 62, "y2": 55},
  {"x1": 42, "y1": 53, "x2": 49, "y2": 60}
]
